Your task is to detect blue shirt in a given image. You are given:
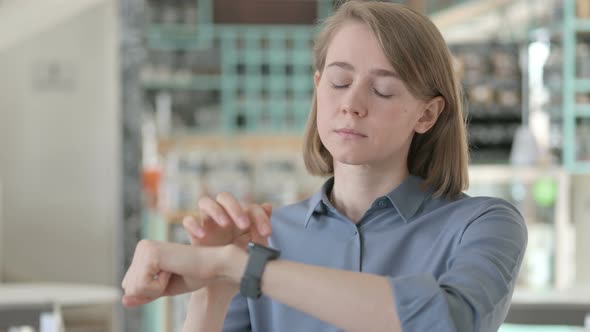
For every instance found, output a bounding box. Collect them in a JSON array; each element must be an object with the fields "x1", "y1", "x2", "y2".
[{"x1": 222, "y1": 175, "x2": 527, "y2": 332}]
